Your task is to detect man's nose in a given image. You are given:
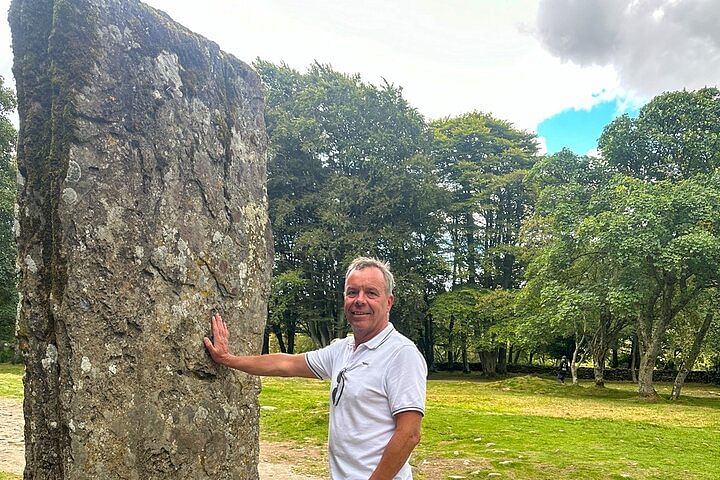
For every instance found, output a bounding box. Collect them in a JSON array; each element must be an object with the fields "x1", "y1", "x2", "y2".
[{"x1": 354, "y1": 291, "x2": 367, "y2": 303}]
